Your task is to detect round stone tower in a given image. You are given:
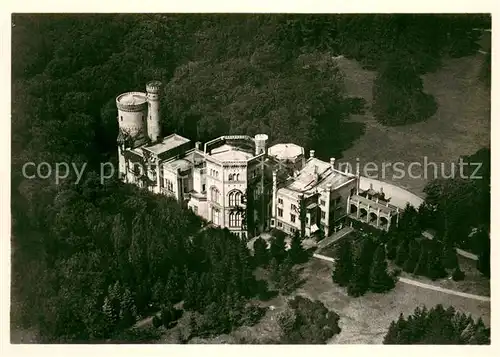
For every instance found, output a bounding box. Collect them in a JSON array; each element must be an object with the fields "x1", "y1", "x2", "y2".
[
  {"x1": 146, "y1": 80, "x2": 162, "y2": 142},
  {"x1": 254, "y1": 134, "x2": 269, "y2": 155},
  {"x1": 116, "y1": 91, "x2": 148, "y2": 139}
]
